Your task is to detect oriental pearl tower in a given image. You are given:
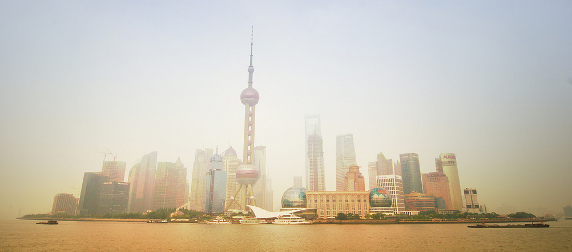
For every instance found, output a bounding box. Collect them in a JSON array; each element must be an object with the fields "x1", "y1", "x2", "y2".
[{"x1": 226, "y1": 28, "x2": 260, "y2": 212}]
